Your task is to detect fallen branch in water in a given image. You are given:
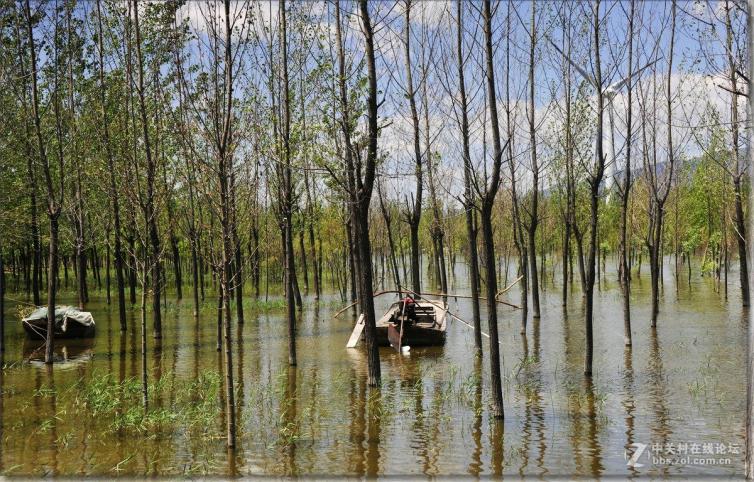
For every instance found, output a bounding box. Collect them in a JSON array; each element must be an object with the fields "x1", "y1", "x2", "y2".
[{"x1": 496, "y1": 275, "x2": 523, "y2": 299}]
